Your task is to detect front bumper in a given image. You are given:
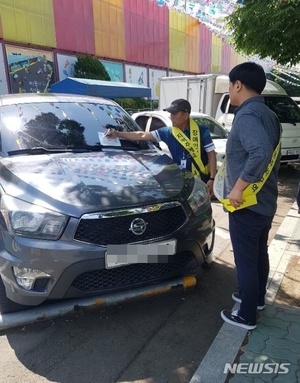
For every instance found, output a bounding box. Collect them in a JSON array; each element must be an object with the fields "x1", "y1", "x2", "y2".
[{"x1": 0, "y1": 213, "x2": 215, "y2": 307}]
